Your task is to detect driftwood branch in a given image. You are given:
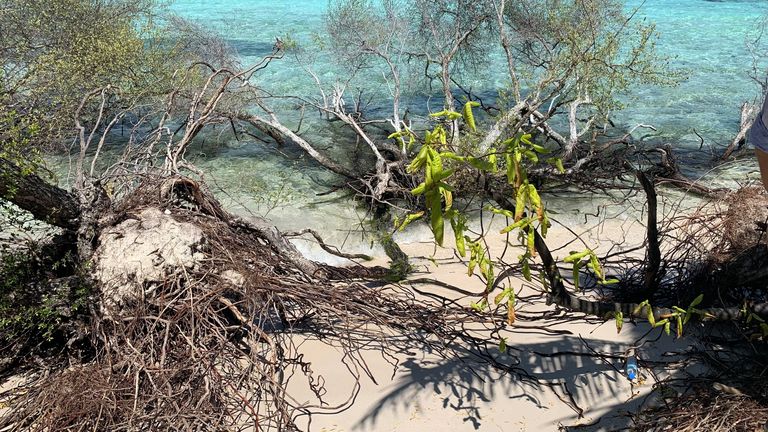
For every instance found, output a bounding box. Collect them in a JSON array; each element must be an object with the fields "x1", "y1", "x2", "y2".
[
  {"x1": 283, "y1": 228, "x2": 374, "y2": 261},
  {"x1": 720, "y1": 101, "x2": 758, "y2": 161},
  {"x1": 654, "y1": 145, "x2": 726, "y2": 199},
  {"x1": 600, "y1": 123, "x2": 657, "y2": 148},
  {"x1": 562, "y1": 96, "x2": 594, "y2": 159}
]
